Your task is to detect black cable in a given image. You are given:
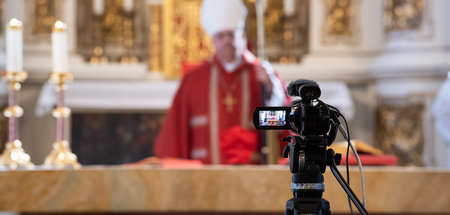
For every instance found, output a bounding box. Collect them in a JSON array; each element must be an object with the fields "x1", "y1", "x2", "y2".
[
  {"x1": 342, "y1": 114, "x2": 354, "y2": 215},
  {"x1": 330, "y1": 159, "x2": 369, "y2": 215},
  {"x1": 329, "y1": 165, "x2": 367, "y2": 215},
  {"x1": 326, "y1": 104, "x2": 354, "y2": 214}
]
